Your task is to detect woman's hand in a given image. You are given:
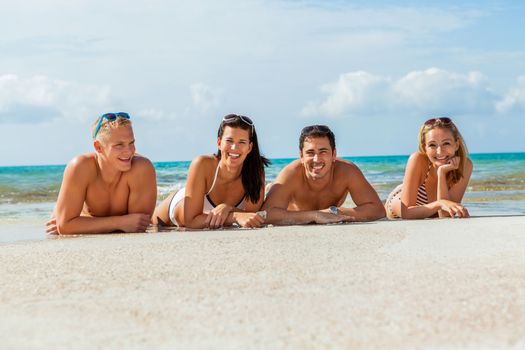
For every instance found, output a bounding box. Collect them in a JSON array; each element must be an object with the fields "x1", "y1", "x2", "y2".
[
  {"x1": 438, "y1": 156, "x2": 460, "y2": 174},
  {"x1": 205, "y1": 203, "x2": 233, "y2": 228},
  {"x1": 234, "y1": 212, "x2": 265, "y2": 228},
  {"x1": 45, "y1": 217, "x2": 58, "y2": 235},
  {"x1": 437, "y1": 199, "x2": 469, "y2": 218}
]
